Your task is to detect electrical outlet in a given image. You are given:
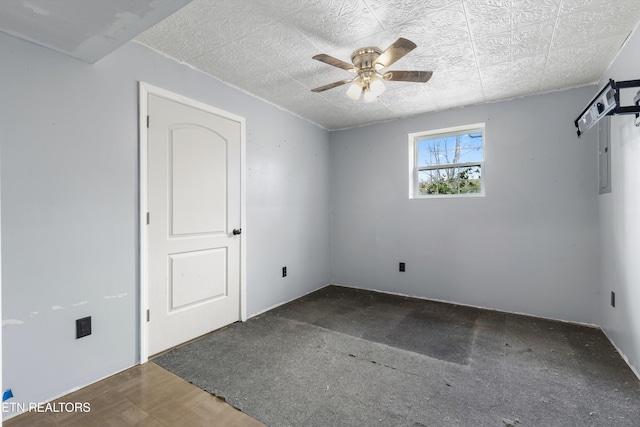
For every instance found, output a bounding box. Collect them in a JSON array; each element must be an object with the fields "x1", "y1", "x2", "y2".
[
  {"x1": 611, "y1": 291, "x2": 616, "y2": 307},
  {"x1": 76, "y1": 316, "x2": 92, "y2": 339},
  {"x1": 282, "y1": 266, "x2": 287, "y2": 277},
  {"x1": 399, "y1": 262, "x2": 406, "y2": 272}
]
